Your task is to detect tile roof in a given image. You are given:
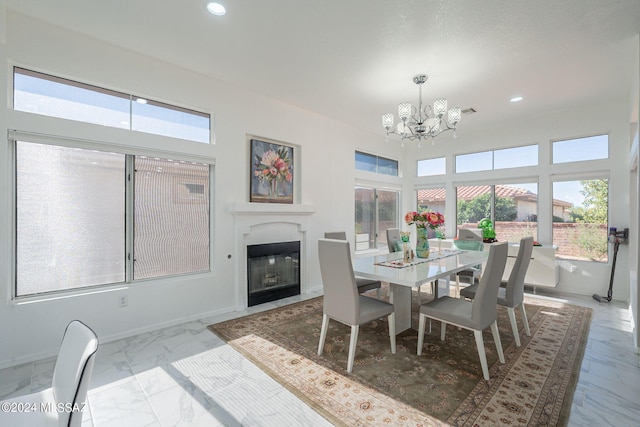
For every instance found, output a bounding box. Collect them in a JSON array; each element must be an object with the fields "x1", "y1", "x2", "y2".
[{"x1": 417, "y1": 185, "x2": 572, "y2": 207}]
